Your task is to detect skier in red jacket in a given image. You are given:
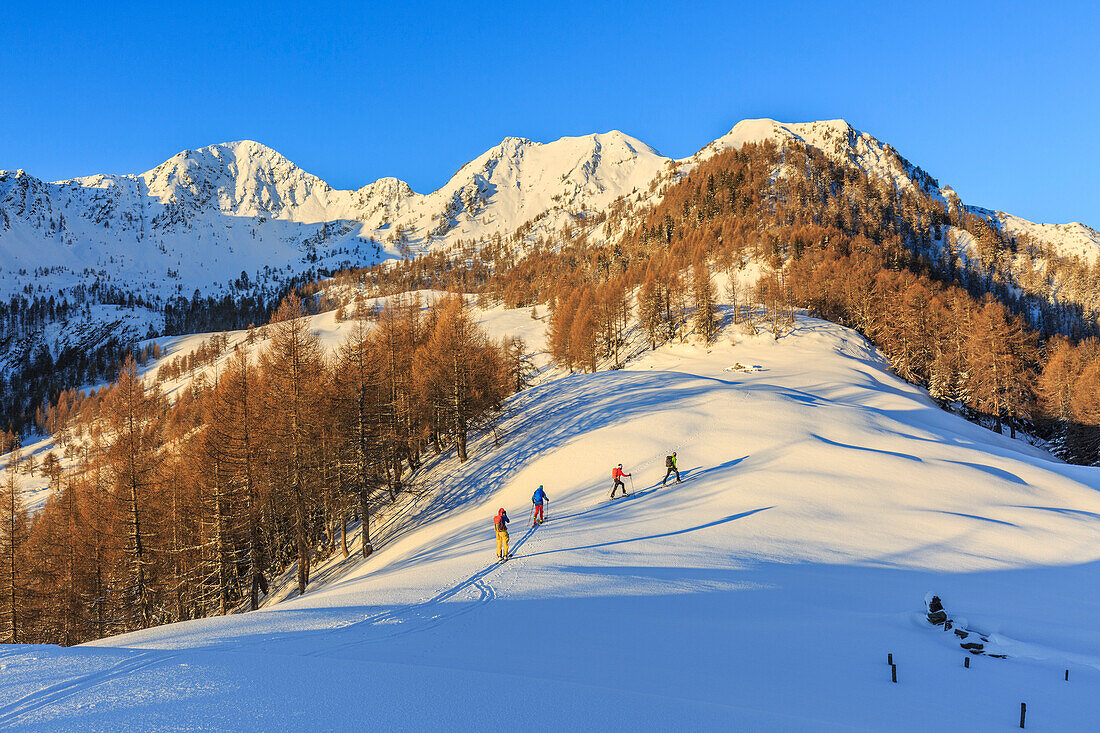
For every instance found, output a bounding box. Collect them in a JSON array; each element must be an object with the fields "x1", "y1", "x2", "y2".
[
  {"x1": 494, "y1": 508, "x2": 510, "y2": 560},
  {"x1": 610, "y1": 464, "x2": 631, "y2": 499}
]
